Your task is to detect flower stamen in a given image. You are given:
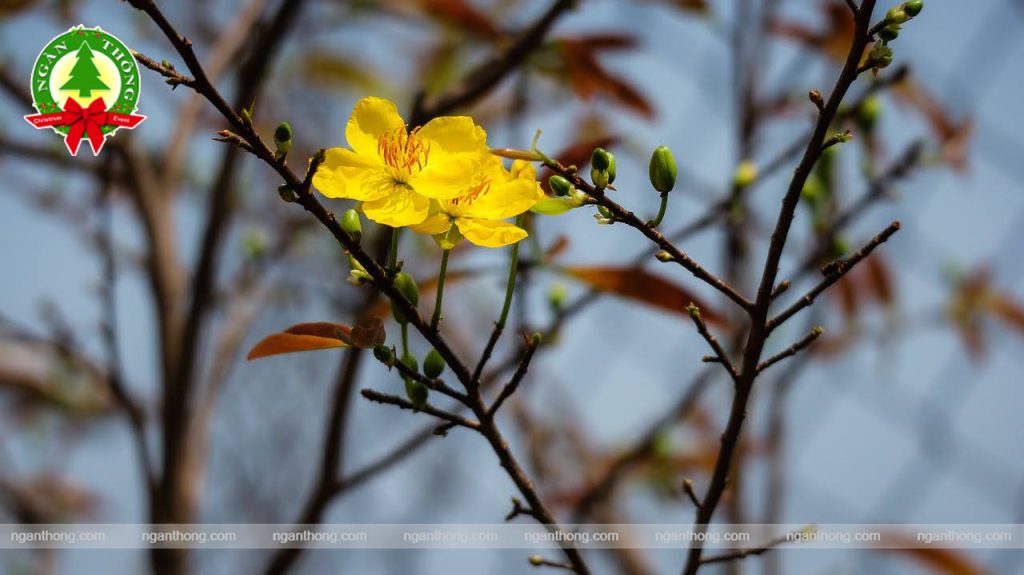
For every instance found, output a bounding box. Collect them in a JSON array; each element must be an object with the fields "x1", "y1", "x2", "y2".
[{"x1": 377, "y1": 125, "x2": 430, "y2": 181}]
